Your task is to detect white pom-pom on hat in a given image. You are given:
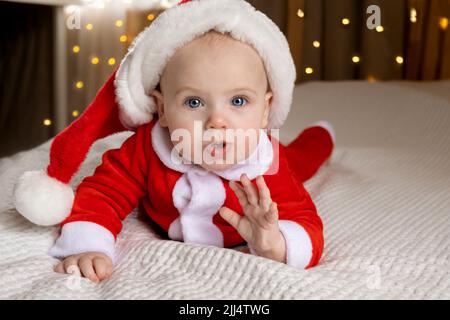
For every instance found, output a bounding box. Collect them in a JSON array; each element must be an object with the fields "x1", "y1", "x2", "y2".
[{"x1": 13, "y1": 170, "x2": 75, "y2": 226}]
